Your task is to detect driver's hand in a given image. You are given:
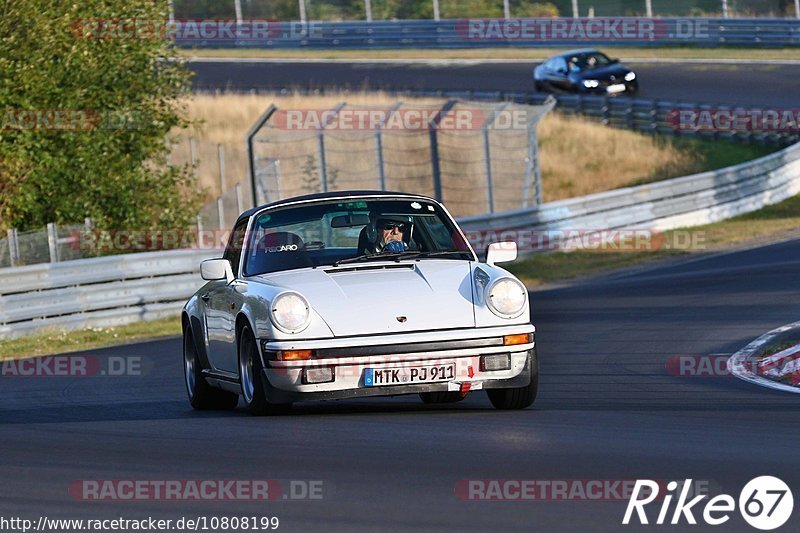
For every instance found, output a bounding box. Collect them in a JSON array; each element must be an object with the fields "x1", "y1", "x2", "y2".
[{"x1": 383, "y1": 240, "x2": 406, "y2": 253}]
